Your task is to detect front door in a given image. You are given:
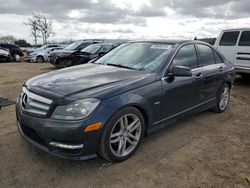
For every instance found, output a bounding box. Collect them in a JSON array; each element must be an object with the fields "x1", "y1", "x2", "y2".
[{"x1": 160, "y1": 44, "x2": 203, "y2": 121}]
